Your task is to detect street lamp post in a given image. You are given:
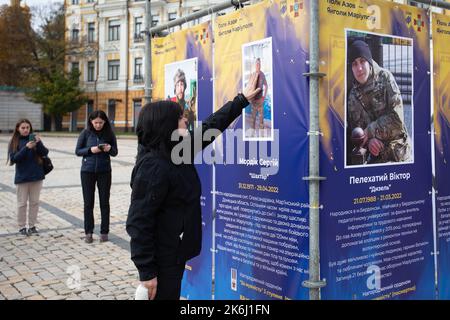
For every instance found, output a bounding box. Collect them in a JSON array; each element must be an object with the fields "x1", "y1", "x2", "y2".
[{"x1": 144, "y1": 0, "x2": 152, "y2": 104}]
